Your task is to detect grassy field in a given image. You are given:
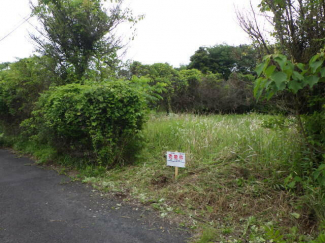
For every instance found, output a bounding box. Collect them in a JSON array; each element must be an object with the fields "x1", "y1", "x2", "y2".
[
  {"x1": 2, "y1": 112, "x2": 323, "y2": 242},
  {"x1": 81, "y1": 113, "x2": 318, "y2": 242}
]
